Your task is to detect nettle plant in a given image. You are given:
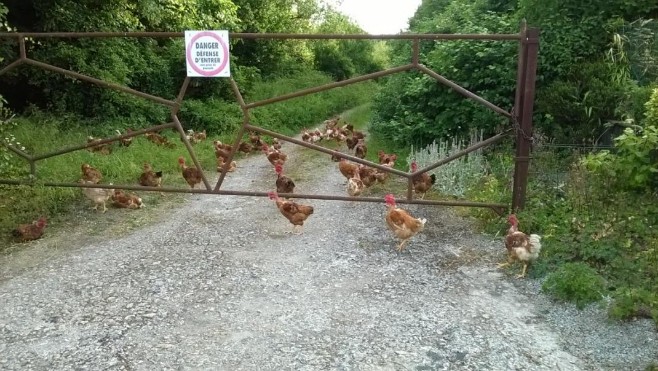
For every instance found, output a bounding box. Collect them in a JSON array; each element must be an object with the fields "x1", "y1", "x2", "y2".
[{"x1": 407, "y1": 130, "x2": 487, "y2": 197}]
